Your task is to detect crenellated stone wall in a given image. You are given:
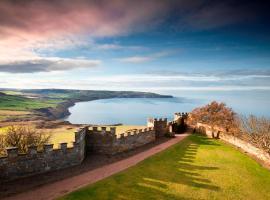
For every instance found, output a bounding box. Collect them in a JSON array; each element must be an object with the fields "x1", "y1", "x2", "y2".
[
  {"x1": 0, "y1": 112, "x2": 188, "y2": 182},
  {"x1": 172, "y1": 112, "x2": 189, "y2": 133},
  {"x1": 174, "y1": 112, "x2": 188, "y2": 122},
  {"x1": 147, "y1": 118, "x2": 168, "y2": 138},
  {"x1": 86, "y1": 126, "x2": 116, "y2": 154},
  {"x1": 0, "y1": 128, "x2": 86, "y2": 182},
  {"x1": 86, "y1": 126, "x2": 155, "y2": 155}
]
